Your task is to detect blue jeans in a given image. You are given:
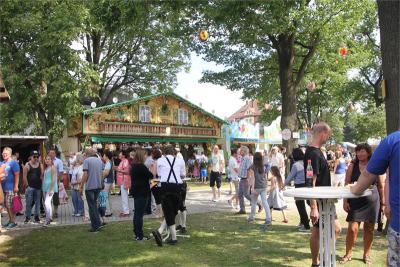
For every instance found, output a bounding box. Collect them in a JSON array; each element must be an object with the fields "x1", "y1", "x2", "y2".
[
  {"x1": 71, "y1": 189, "x2": 84, "y2": 215},
  {"x1": 133, "y1": 197, "x2": 149, "y2": 239},
  {"x1": 85, "y1": 189, "x2": 101, "y2": 230},
  {"x1": 25, "y1": 187, "x2": 41, "y2": 218},
  {"x1": 238, "y1": 179, "x2": 251, "y2": 212},
  {"x1": 249, "y1": 188, "x2": 271, "y2": 223}
]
